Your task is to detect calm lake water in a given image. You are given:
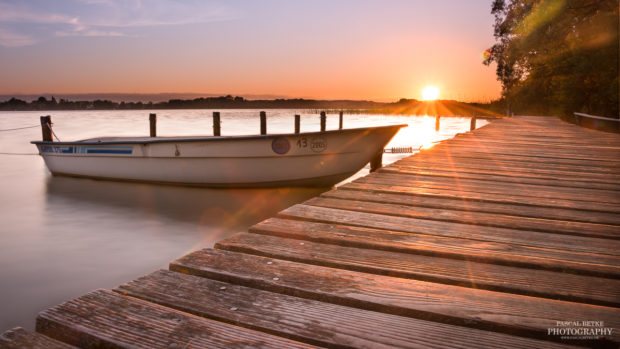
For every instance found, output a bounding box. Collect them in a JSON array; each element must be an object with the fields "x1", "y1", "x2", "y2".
[{"x1": 0, "y1": 109, "x2": 486, "y2": 331}]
